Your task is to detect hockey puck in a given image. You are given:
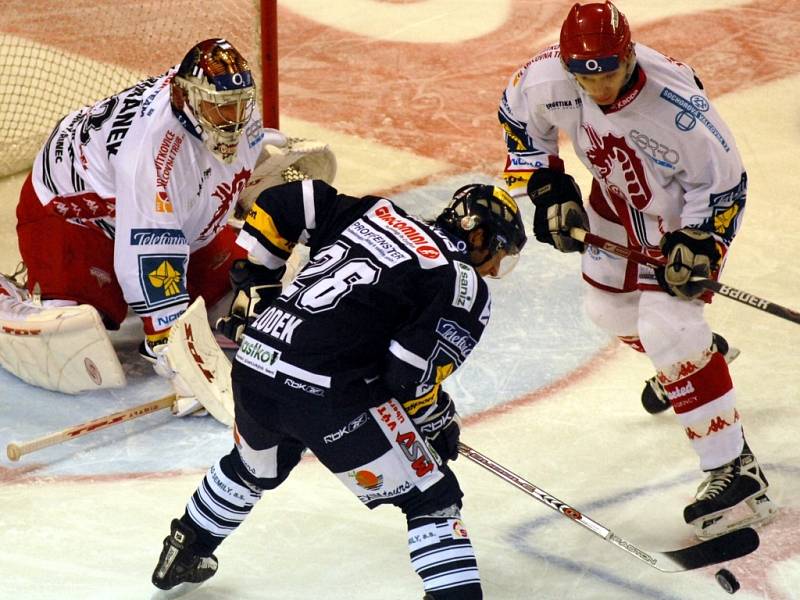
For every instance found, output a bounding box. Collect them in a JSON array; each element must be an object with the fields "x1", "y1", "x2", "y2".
[{"x1": 715, "y1": 568, "x2": 740, "y2": 594}]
